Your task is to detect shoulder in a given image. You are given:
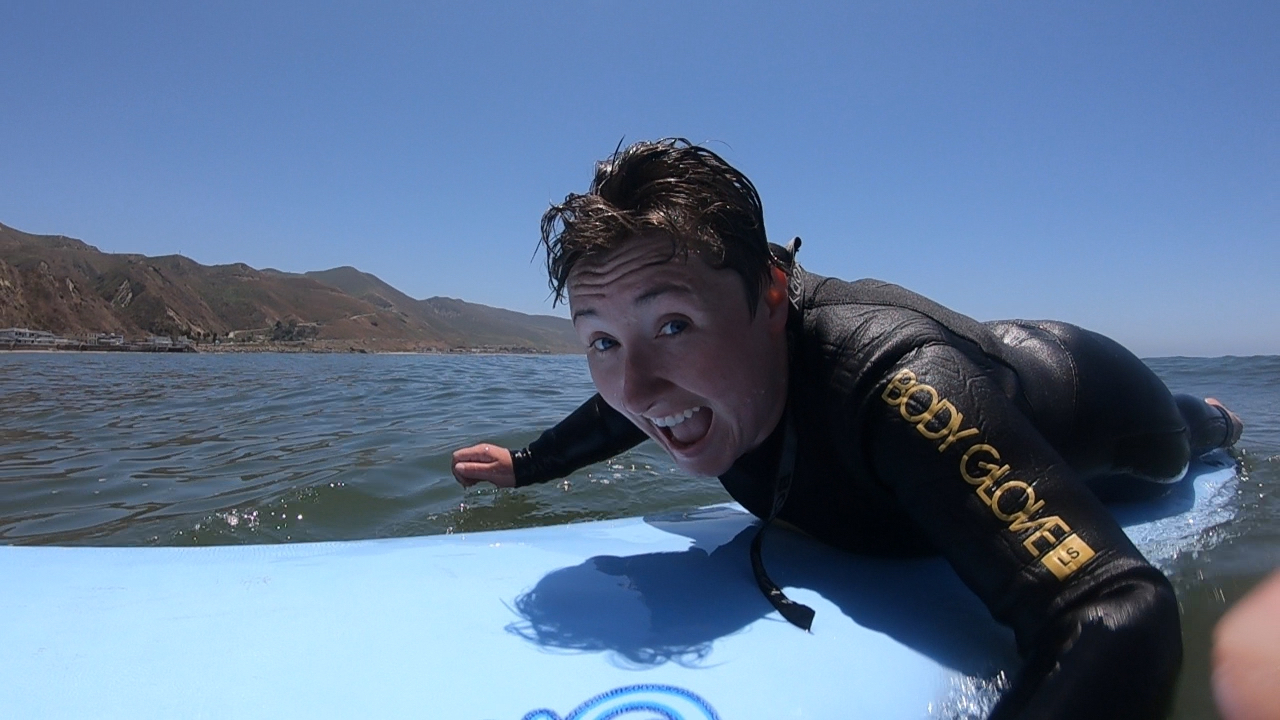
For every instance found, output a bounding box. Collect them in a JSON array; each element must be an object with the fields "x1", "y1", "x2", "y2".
[
  {"x1": 795, "y1": 270, "x2": 956, "y2": 354},
  {"x1": 795, "y1": 268, "x2": 1006, "y2": 369},
  {"x1": 788, "y1": 273, "x2": 944, "y2": 425}
]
